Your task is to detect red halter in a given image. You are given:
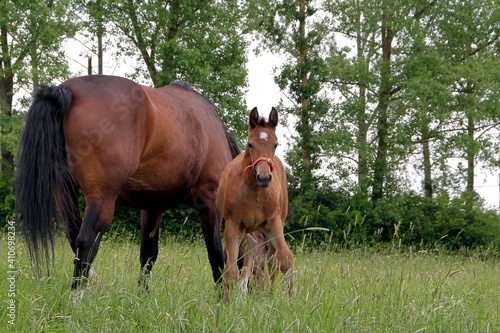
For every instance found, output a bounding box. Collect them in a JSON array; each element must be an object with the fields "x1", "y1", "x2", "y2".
[{"x1": 245, "y1": 156, "x2": 276, "y2": 173}]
